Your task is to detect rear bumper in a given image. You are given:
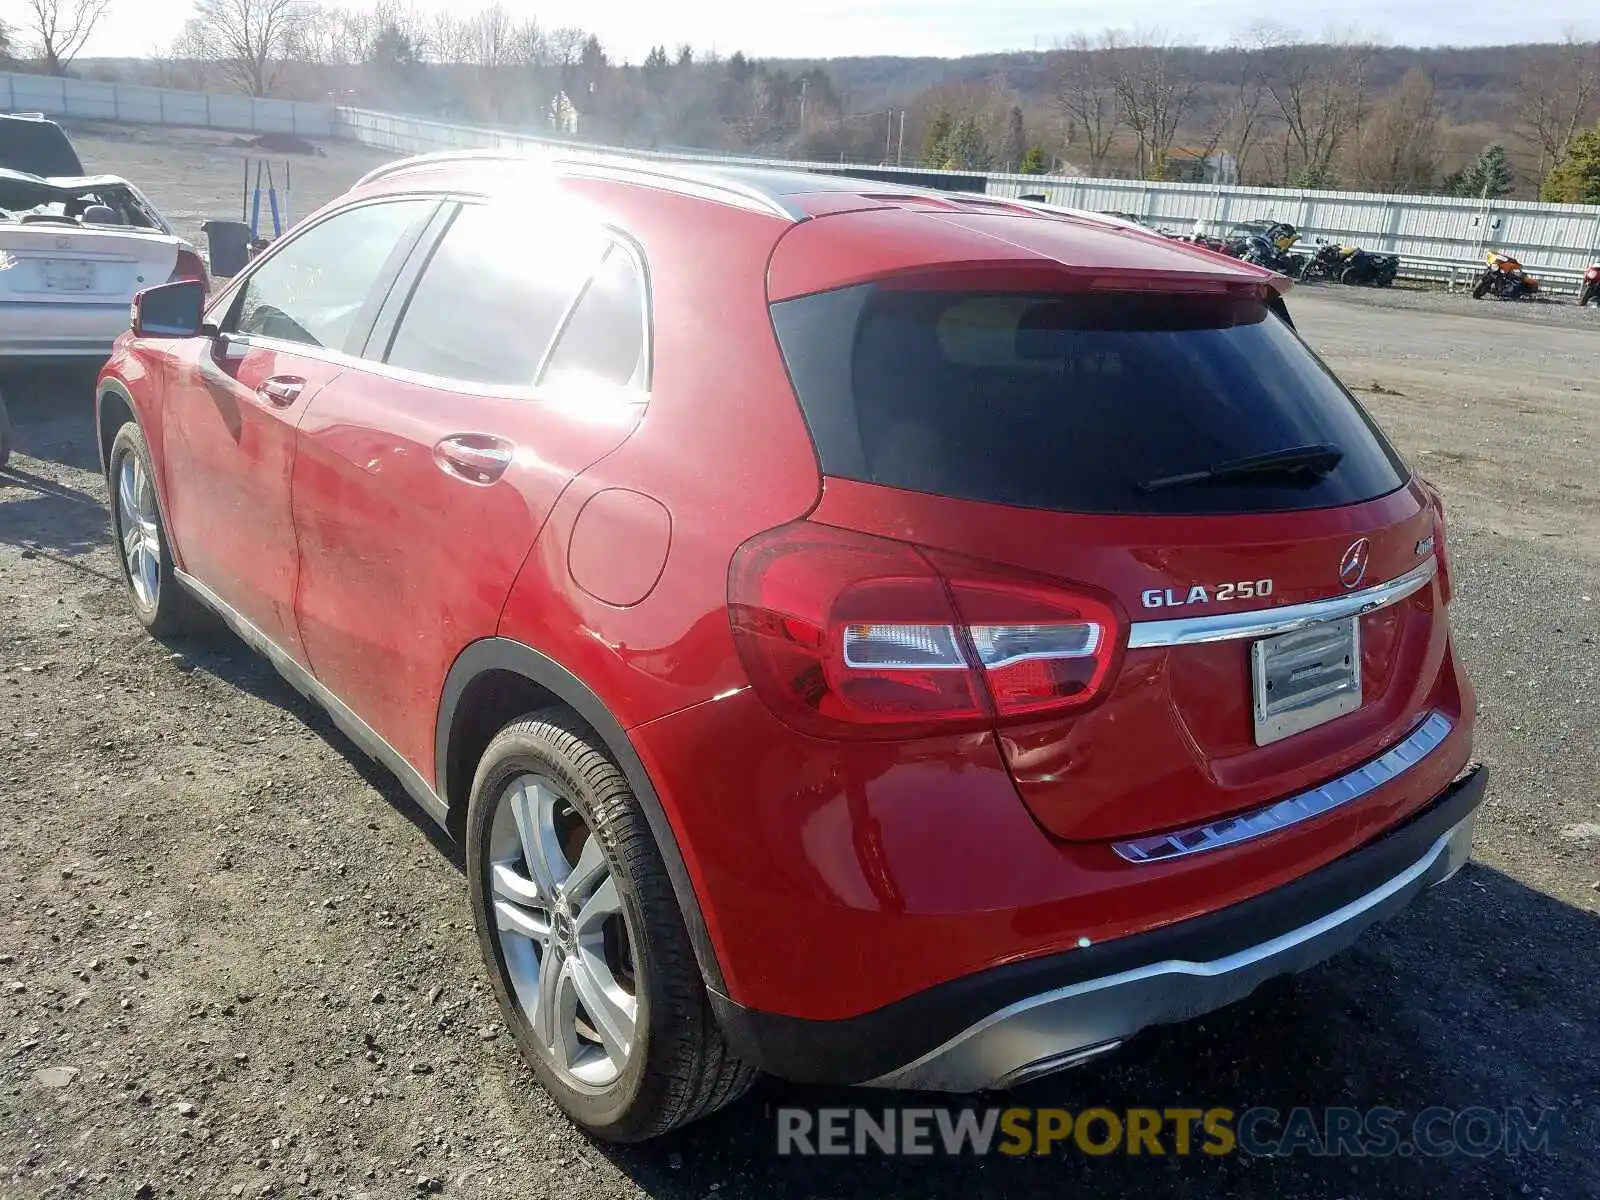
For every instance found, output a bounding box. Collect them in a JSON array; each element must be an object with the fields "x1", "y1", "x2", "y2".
[
  {"x1": 710, "y1": 762, "x2": 1486, "y2": 1090},
  {"x1": 0, "y1": 302, "x2": 127, "y2": 359}
]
